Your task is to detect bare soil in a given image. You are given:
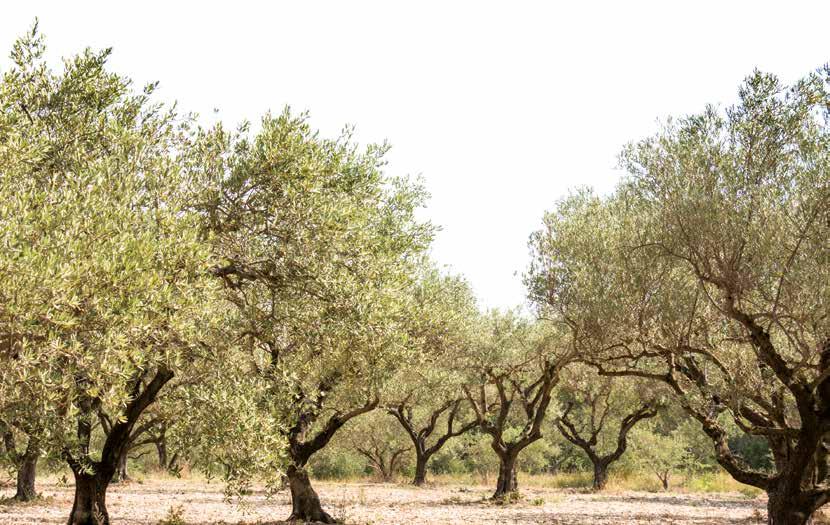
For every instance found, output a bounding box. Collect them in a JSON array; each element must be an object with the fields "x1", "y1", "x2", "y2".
[{"x1": 0, "y1": 478, "x2": 765, "y2": 524}]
